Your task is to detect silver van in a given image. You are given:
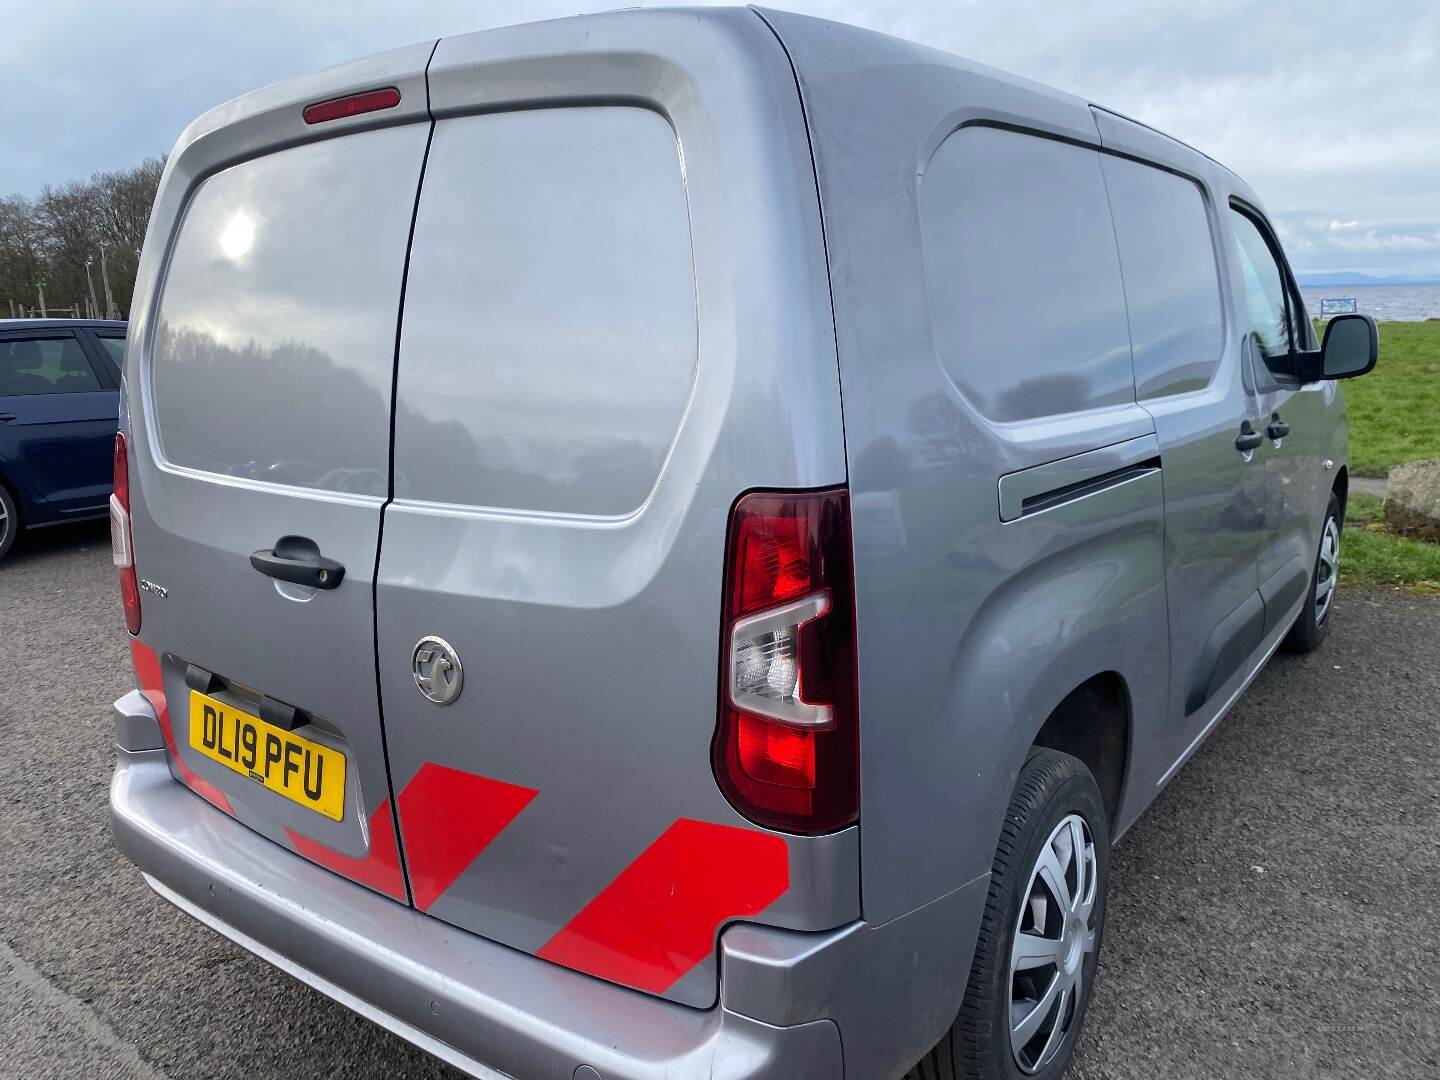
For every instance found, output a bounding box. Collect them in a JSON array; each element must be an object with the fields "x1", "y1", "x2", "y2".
[{"x1": 108, "y1": 8, "x2": 1378, "y2": 1079}]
